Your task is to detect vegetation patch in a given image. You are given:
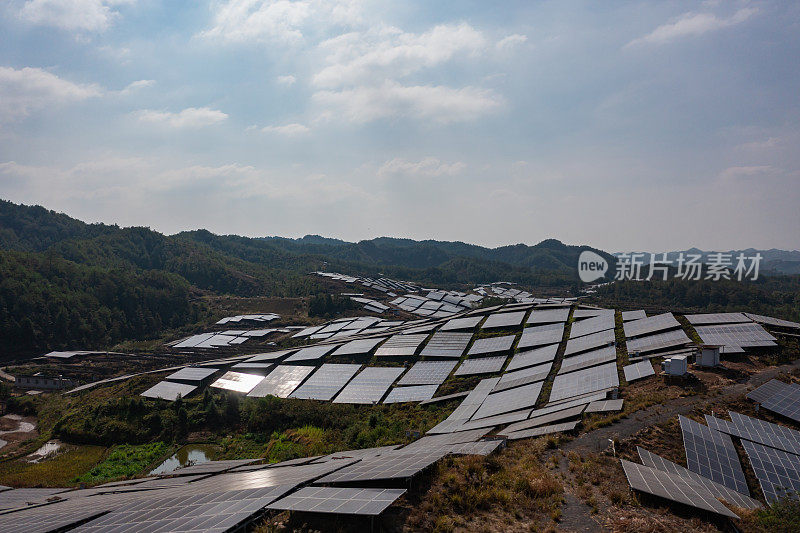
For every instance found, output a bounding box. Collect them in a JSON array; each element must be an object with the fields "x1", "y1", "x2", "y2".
[
  {"x1": 0, "y1": 445, "x2": 105, "y2": 487},
  {"x1": 73, "y1": 442, "x2": 169, "y2": 485}
]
